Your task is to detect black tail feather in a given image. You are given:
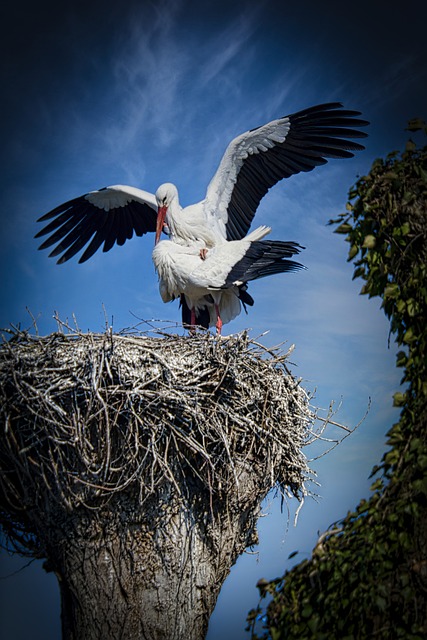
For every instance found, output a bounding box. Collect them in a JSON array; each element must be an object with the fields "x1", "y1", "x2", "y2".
[
  {"x1": 225, "y1": 240, "x2": 305, "y2": 287},
  {"x1": 238, "y1": 285, "x2": 254, "y2": 313}
]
